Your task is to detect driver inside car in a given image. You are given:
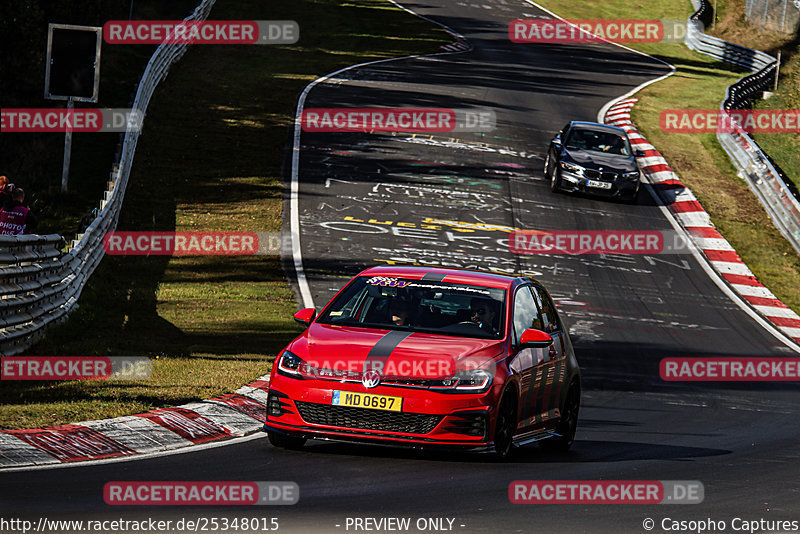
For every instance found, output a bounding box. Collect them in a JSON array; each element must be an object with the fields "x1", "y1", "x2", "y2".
[{"x1": 469, "y1": 297, "x2": 498, "y2": 335}]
